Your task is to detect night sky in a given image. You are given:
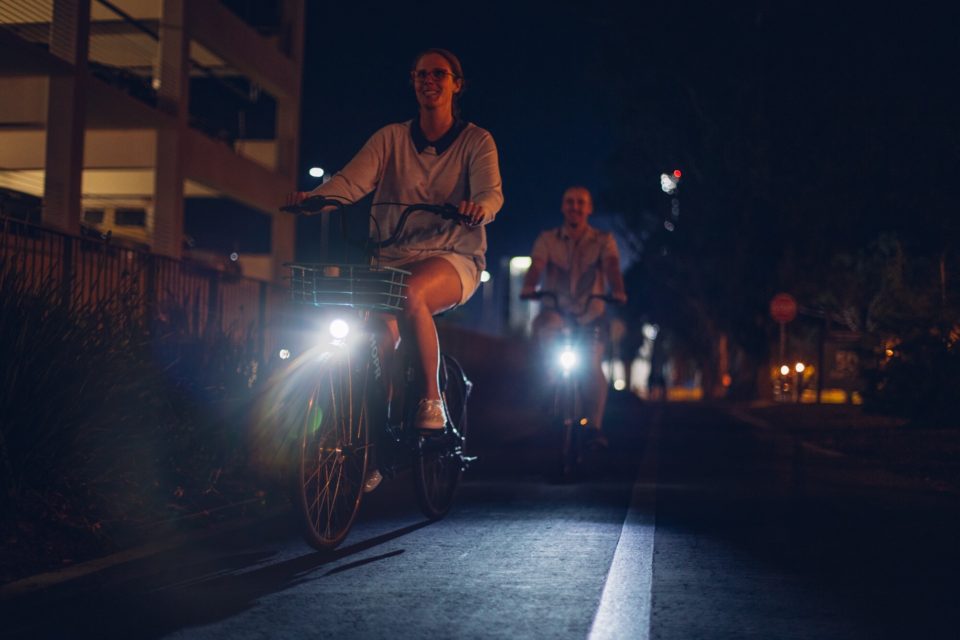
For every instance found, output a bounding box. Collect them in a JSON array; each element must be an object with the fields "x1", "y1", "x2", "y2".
[
  {"x1": 184, "y1": 2, "x2": 959, "y2": 268},
  {"x1": 296, "y1": 1, "x2": 619, "y2": 263},
  {"x1": 291, "y1": 1, "x2": 958, "y2": 270}
]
